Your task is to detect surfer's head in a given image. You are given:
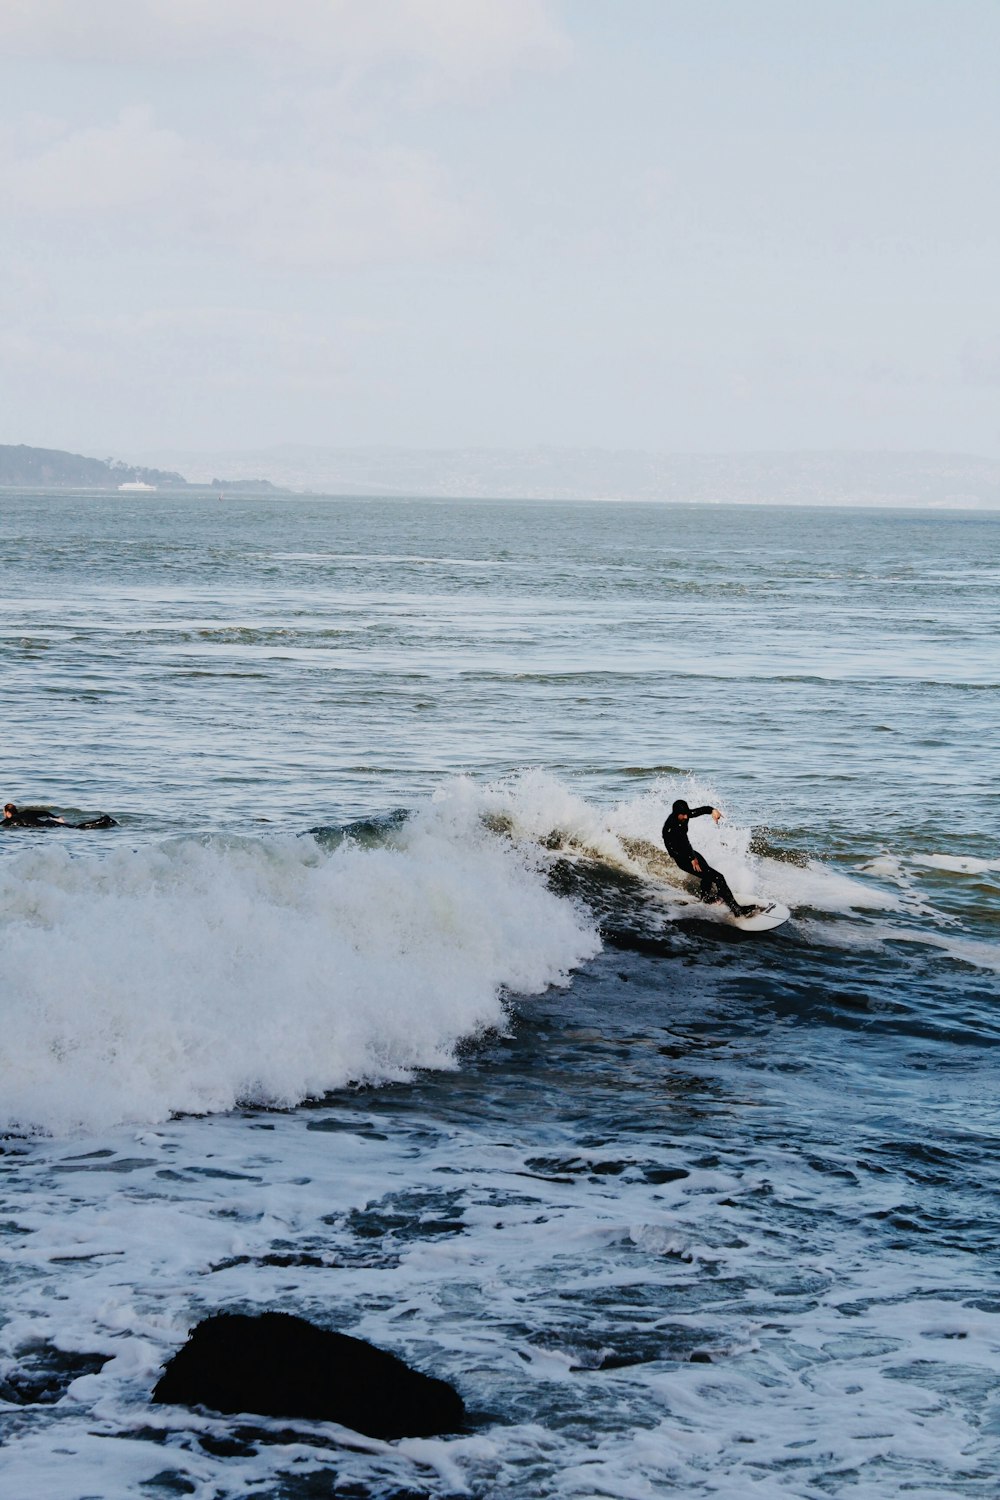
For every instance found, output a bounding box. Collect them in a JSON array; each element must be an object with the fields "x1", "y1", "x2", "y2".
[
  {"x1": 671, "y1": 799, "x2": 690, "y2": 821},
  {"x1": 3, "y1": 803, "x2": 15, "y2": 820}
]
